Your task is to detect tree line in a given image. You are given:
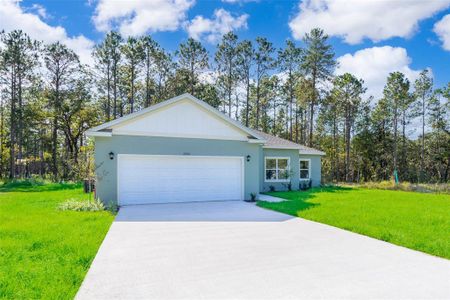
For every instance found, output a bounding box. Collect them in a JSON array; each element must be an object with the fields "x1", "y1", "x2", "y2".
[{"x1": 0, "y1": 29, "x2": 448, "y2": 183}]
